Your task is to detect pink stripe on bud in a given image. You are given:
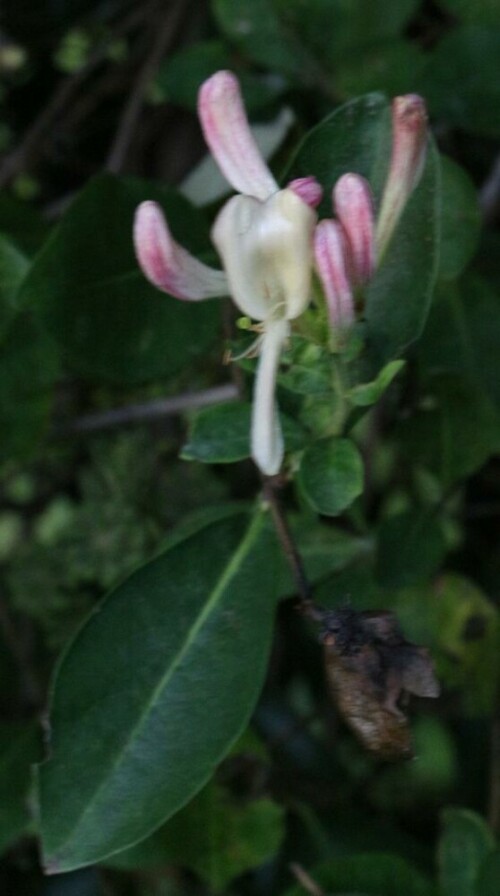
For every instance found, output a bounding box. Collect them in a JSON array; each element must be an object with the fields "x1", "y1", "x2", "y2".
[
  {"x1": 314, "y1": 219, "x2": 355, "y2": 331},
  {"x1": 333, "y1": 173, "x2": 375, "y2": 284},
  {"x1": 198, "y1": 71, "x2": 278, "y2": 201},
  {"x1": 133, "y1": 201, "x2": 228, "y2": 300},
  {"x1": 376, "y1": 94, "x2": 428, "y2": 259},
  {"x1": 288, "y1": 176, "x2": 323, "y2": 209}
]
